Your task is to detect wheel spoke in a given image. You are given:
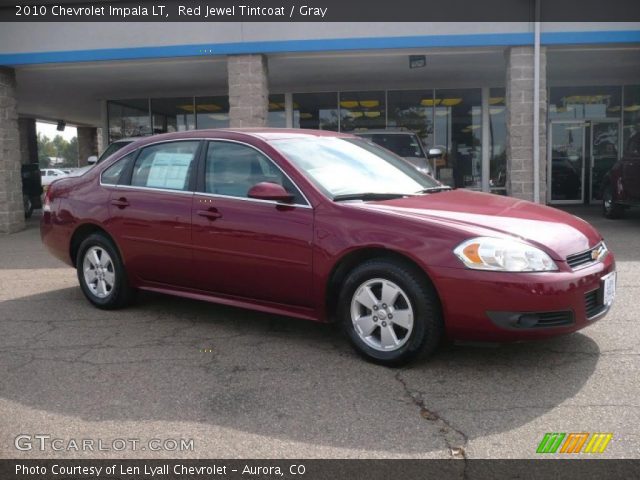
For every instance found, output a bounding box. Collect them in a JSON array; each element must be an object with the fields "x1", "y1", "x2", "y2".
[
  {"x1": 84, "y1": 267, "x2": 97, "y2": 282},
  {"x1": 380, "y1": 282, "x2": 400, "y2": 306},
  {"x1": 97, "y1": 279, "x2": 107, "y2": 296},
  {"x1": 91, "y1": 249, "x2": 101, "y2": 268},
  {"x1": 99, "y1": 252, "x2": 111, "y2": 267},
  {"x1": 354, "y1": 285, "x2": 378, "y2": 311},
  {"x1": 354, "y1": 315, "x2": 377, "y2": 337},
  {"x1": 103, "y1": 270, "x2": 115, "y2": 288},
  {"x1": 390, "y1": 309, "x2": 412, "y2": 329},
  {"x1": 380, "y1": 325, "x2": 399, "y2": 349}
]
